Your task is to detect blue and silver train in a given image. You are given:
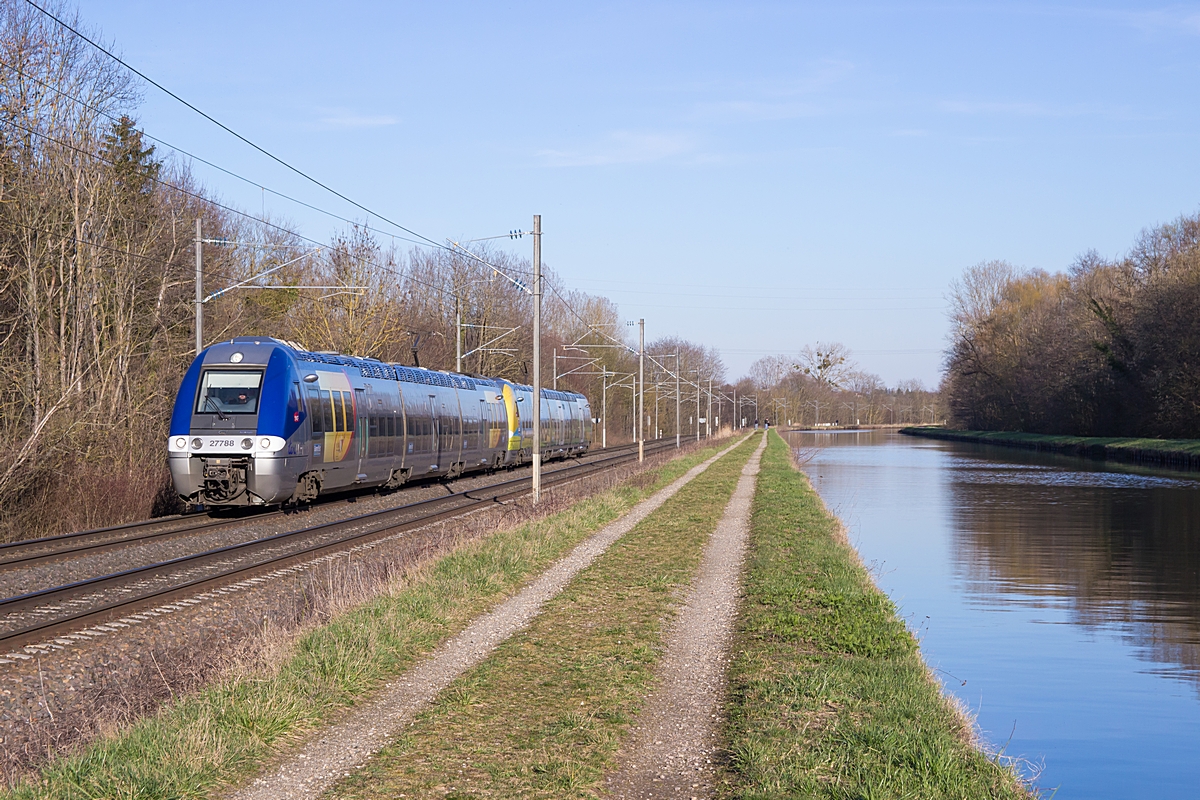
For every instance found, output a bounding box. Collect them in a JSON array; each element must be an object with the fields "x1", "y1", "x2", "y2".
[{"x1": 168, "y1": 337, "x2": 593, "y2": 507}]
